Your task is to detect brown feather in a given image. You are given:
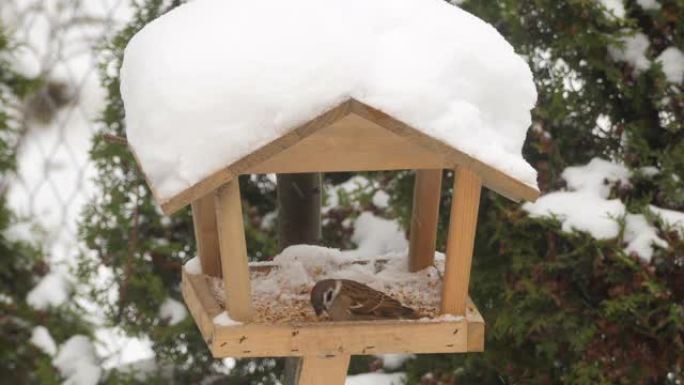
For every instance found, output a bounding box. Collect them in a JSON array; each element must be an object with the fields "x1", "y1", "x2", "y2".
[{"x1": 338, "y1": 279, "x2": 418, "y2": 320}]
